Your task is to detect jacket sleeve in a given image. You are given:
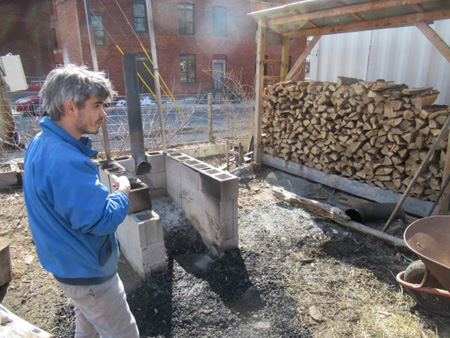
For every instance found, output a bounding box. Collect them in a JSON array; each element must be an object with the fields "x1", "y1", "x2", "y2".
[{"x1": 46, "y1": 155, "x2": 129, "y2": 236}]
